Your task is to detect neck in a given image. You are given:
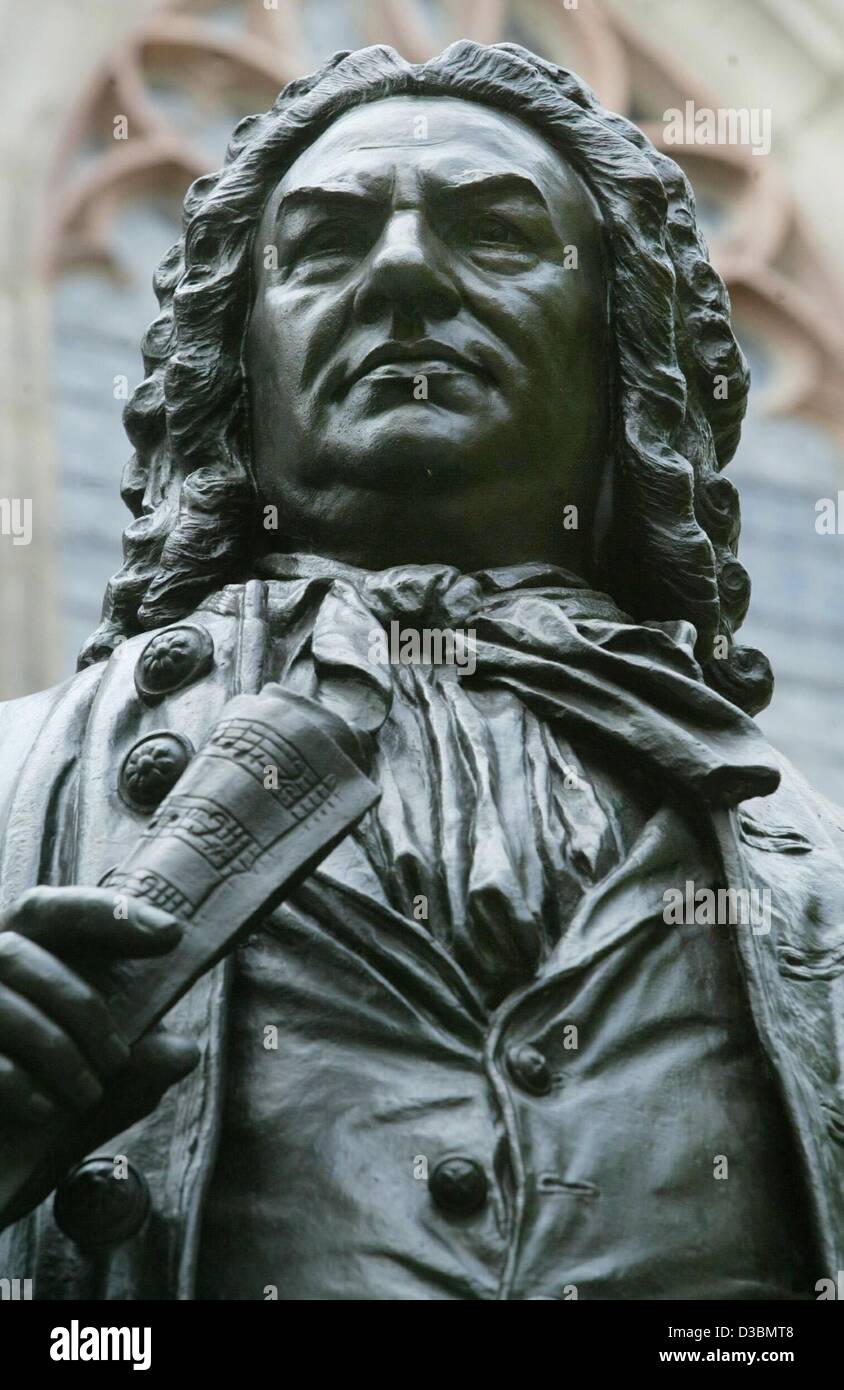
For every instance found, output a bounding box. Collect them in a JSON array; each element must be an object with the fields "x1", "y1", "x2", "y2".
[{"x1": 262, "y1": 478, "x2": 593, "y2": 577}]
